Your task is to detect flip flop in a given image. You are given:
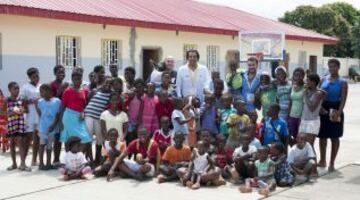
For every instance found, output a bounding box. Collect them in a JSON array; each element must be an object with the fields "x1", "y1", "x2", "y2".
[
  {"x1": 19, "y1": 166, "x2": 32, "y2": 172},
  {"x1": 7, "y1": 165, "x2": 17, "y2": 171}
]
